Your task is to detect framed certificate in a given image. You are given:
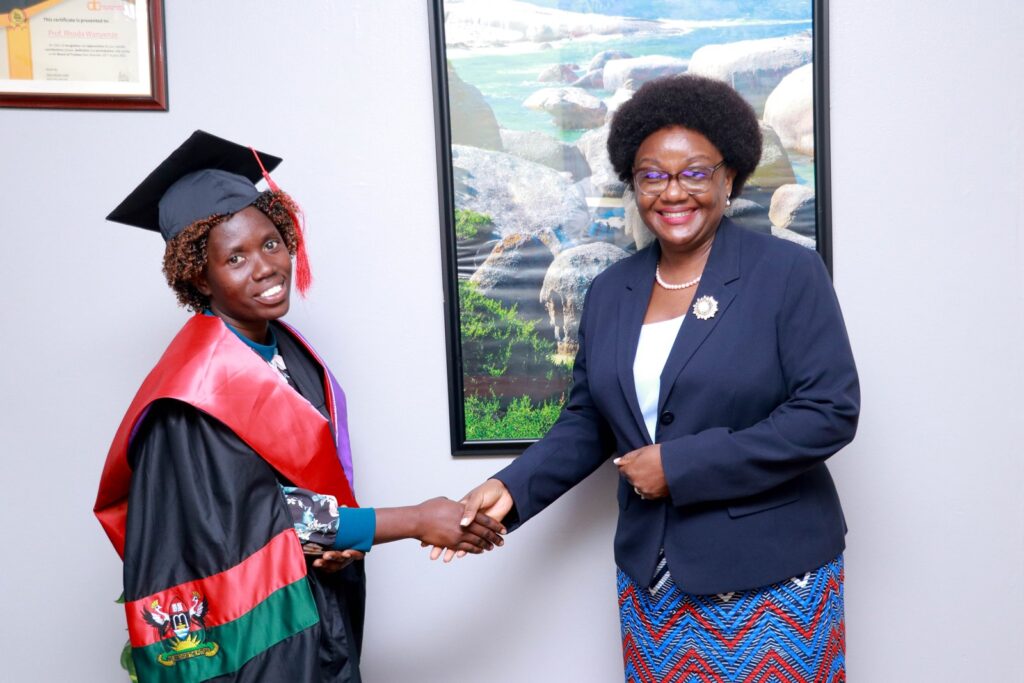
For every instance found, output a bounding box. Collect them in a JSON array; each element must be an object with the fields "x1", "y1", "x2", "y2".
[
  {"x1": 0, "y1": 0, "x2": 166, "y2": 109},
  {"x1": 429, "y1": 0, "x2": 832, "y2": 454}
]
